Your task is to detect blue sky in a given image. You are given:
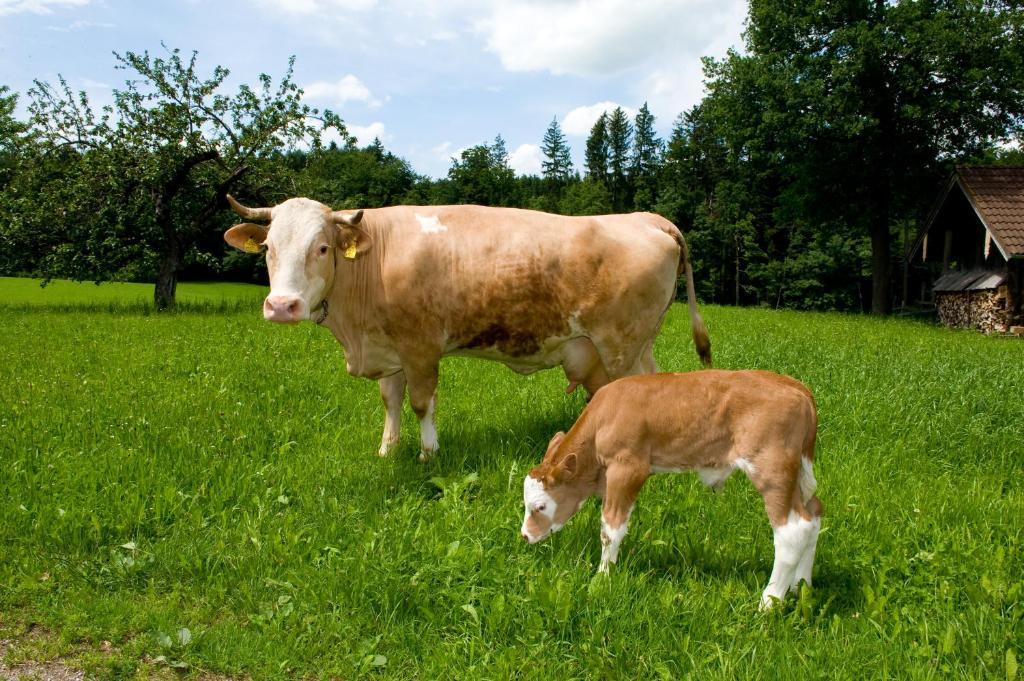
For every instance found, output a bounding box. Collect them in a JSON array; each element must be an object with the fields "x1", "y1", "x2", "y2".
[{"x1": 0, "y1": 0, "x2": 747, "y2": 178}]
